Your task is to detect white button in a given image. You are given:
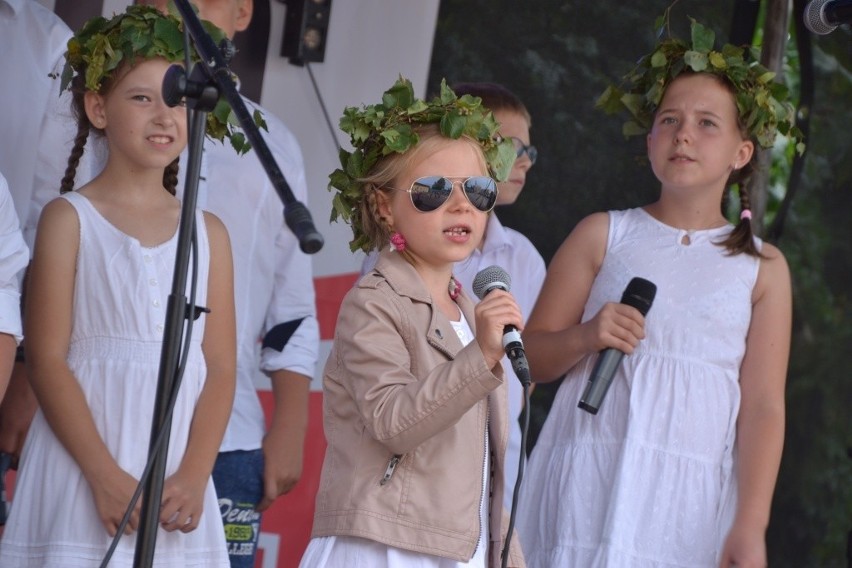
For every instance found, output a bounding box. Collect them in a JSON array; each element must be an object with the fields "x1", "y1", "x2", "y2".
[
  {"x1": 156, "y1": 324, "x2": 164, "y2": 332},
  {"x1": 149, "y1": 278, "x2": 158, "y2": 286},
  {"x1": 143, "y1": 255, "x2": 152, "y2": 263},
  {"x1": 152, "y1": 300, "x2": 161, "y2": 308}
]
